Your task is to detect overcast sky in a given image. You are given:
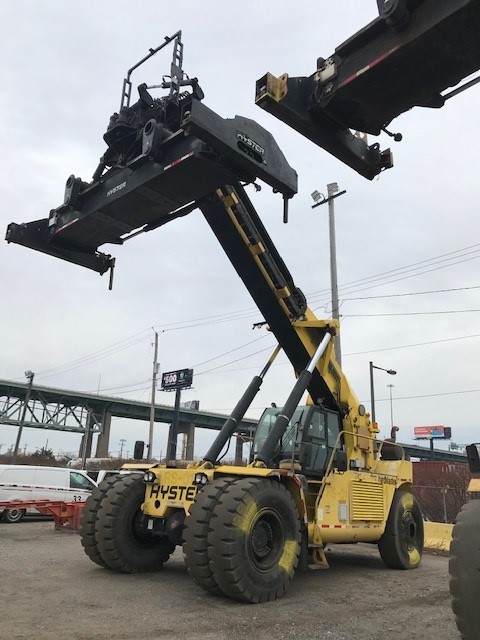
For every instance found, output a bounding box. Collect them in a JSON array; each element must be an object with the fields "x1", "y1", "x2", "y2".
[{"x1": 1, "y1": 1, "x2": 479, "y2": 460}]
